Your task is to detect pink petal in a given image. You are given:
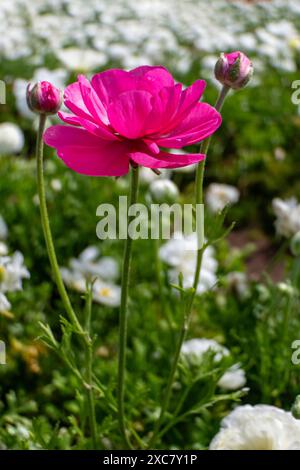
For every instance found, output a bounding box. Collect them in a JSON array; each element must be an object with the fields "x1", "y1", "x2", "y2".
[
  {"x1": 108, "y1": 90, "x2": 153, "y2": 139},
  {"x1": 58, "y1": 111, "x2": 120, "y2": 141},
  {"x1": 58, "y1": 111, "x2": 82, "y2": 126},
  {"x1": 129, "y1": 148, "x2": 205, "y2": 169},
  {"x1": 43, "y1": 125, "x2": 130, "y2": 176},
  {"x1": 143, "y1": 140, "x2": 160, "y2": 154},
  {"x1": 91, "y1": 69, "x2": 136, "y2": 108},
  {"x1": 175, "y1": 80, "x2": 206, "y2": 121},
  {"x1": 155, "y1": 103, "x2": 222, "y2": 148},
  {"x1": 150, "y1": 80, "x2": 206, "y2": 136},
  {"x1": 78, "y1": 74, "x2": 109, "y2": 125},
  {"x1": 129, "y1": 66, "x2": 174, "y2": 94},
  {"x1": 64, "y1": 82, "x2": 96, "y2": 122},
  {"x1": 144, "y1": 84, "x2": 182, "y2": 135},
  {"x1": 91, "y1": 66, "x2": 175, "y2": 109}
]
